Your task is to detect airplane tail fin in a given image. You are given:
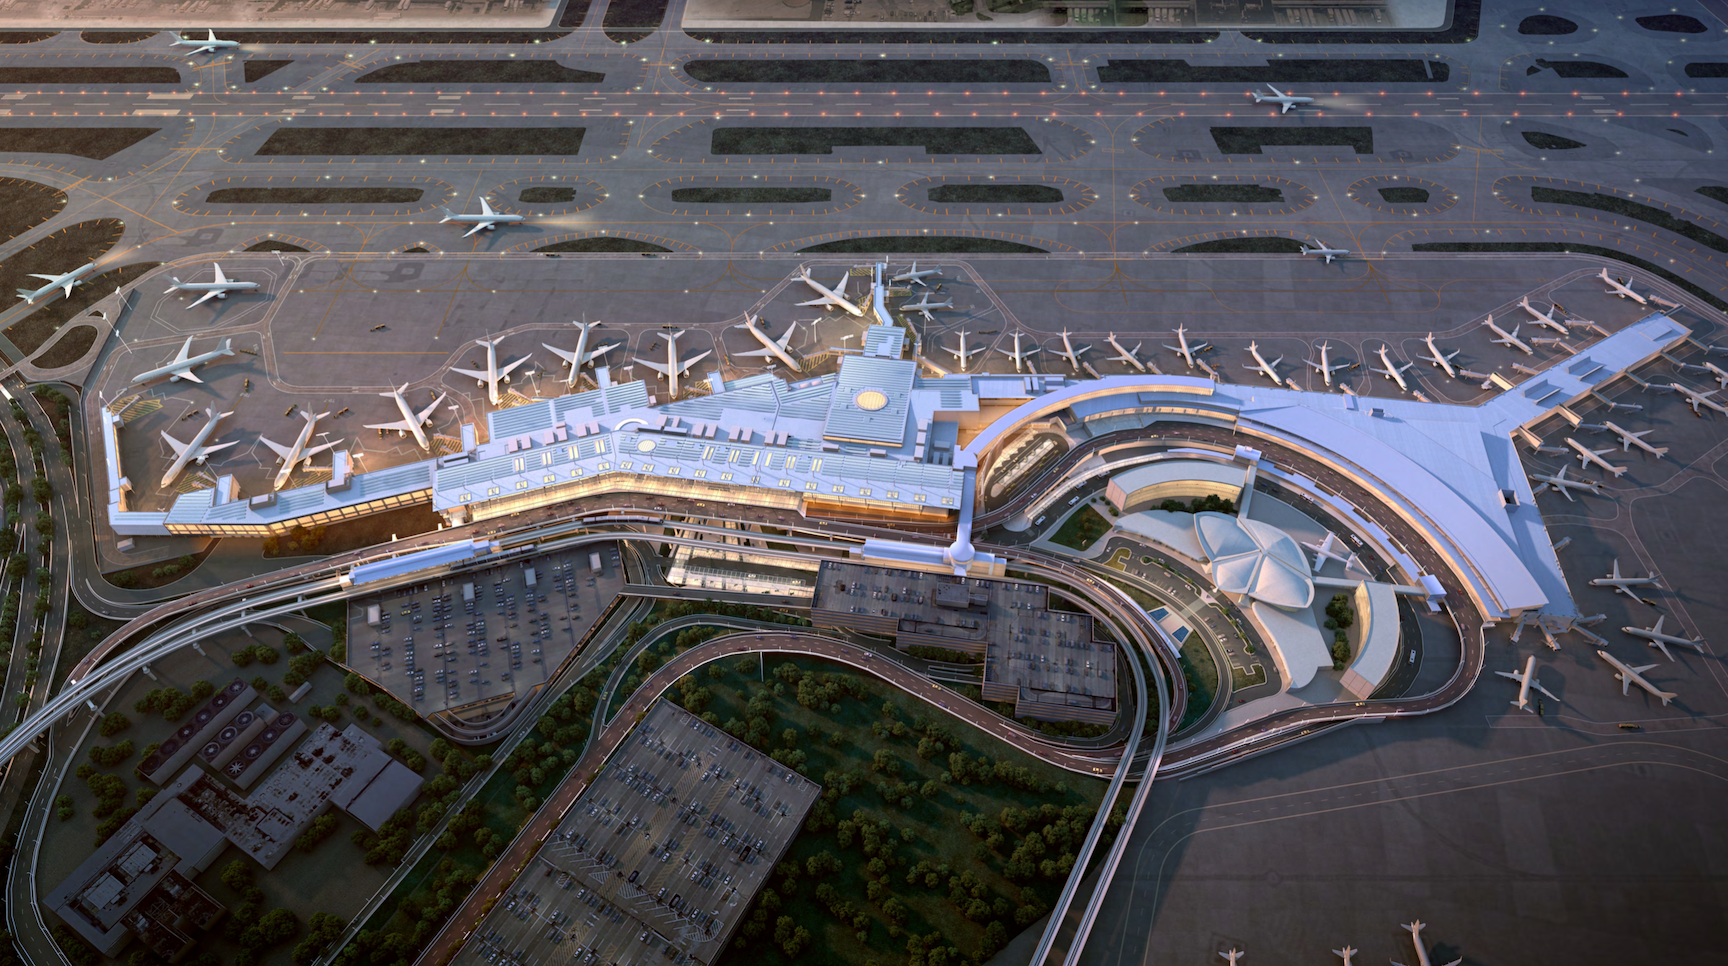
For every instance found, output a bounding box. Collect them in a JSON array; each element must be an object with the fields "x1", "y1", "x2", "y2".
[
  {"x1": 1250, "y1": 92, "x2": 1263, "y2": 103},
  {"x1": 438, "y1": 207, "x2": 456, "y2": 223},
  {"x1": 165, "y1": 278, "x2": 182, "y2": 293},
  {"x1": 15, "y1": 290, "x2": 34, "y2": 301}
]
